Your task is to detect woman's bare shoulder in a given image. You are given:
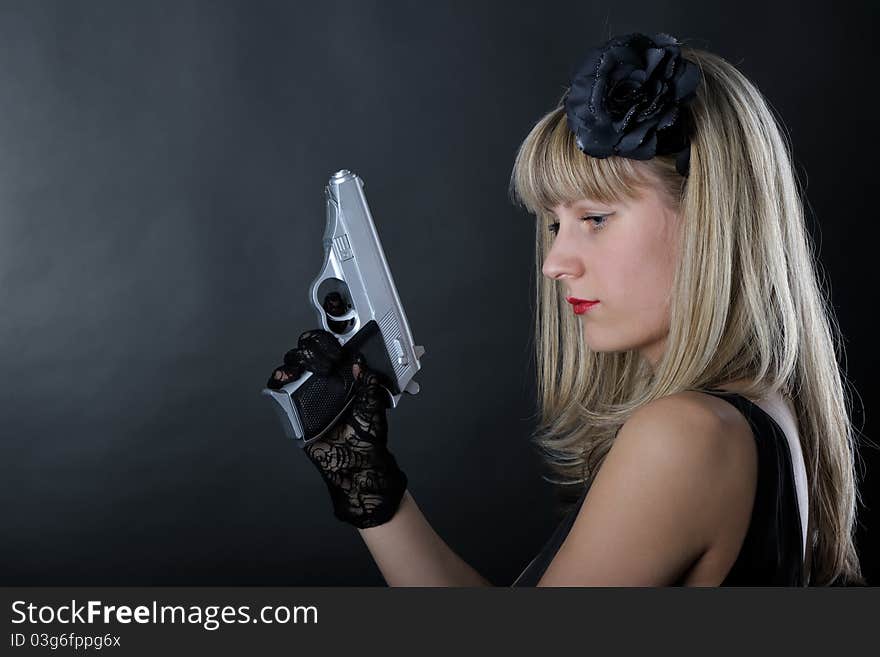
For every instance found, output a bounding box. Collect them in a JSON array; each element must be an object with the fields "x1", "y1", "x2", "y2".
[
  {"x1": 626, "y1": 390, "x2": 757, "y2": 448},
  {"x1": 622, "y1": 391, "x2": 758, "y2": 478},
  {"x1": 536, "y1": 390, "x2": 757, "y2": 585},
  {"x1": 620, "y1": 390, "x2": 759, "y2": 544}
]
